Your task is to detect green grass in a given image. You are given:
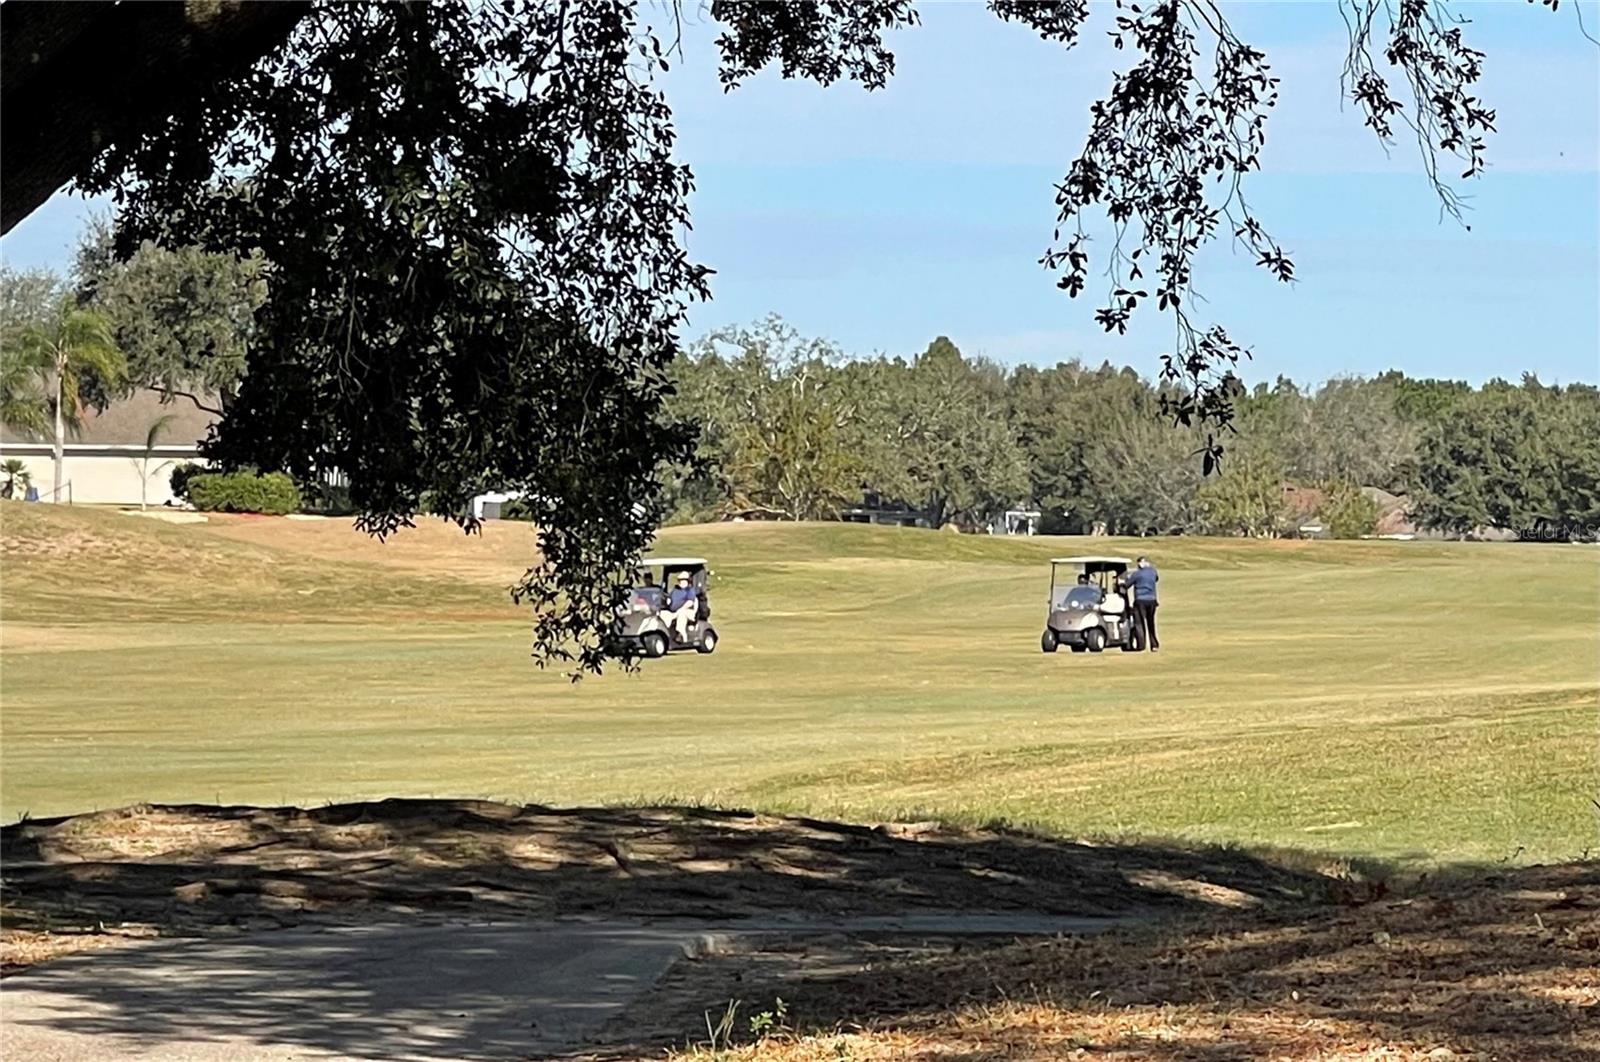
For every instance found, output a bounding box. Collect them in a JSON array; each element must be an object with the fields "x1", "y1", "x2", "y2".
[{"x1": 2, "y1": 502, "x2": 1596, "y2": 866}]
